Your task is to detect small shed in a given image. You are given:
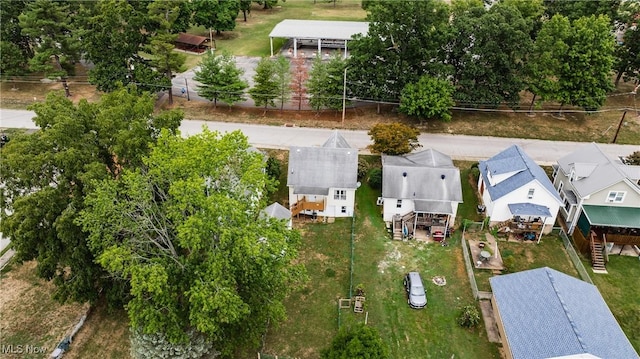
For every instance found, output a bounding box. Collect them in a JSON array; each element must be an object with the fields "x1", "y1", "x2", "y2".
[
  {"x1": 261, "y1": 202, "x2": 292, "y2": 229},
  {"x1": 175, "y1": 33, "x2": 210, "y2": 53}
]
